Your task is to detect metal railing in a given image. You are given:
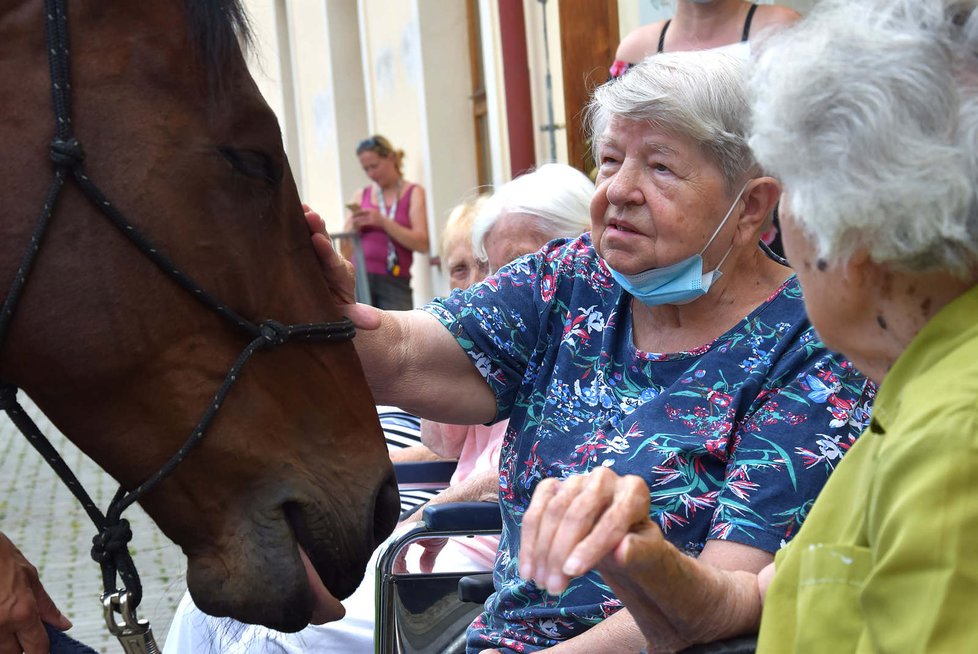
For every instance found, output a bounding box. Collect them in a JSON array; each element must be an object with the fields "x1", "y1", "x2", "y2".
[{"x1": 330, "y1": 231, "x2": 372, "y2": 305}]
